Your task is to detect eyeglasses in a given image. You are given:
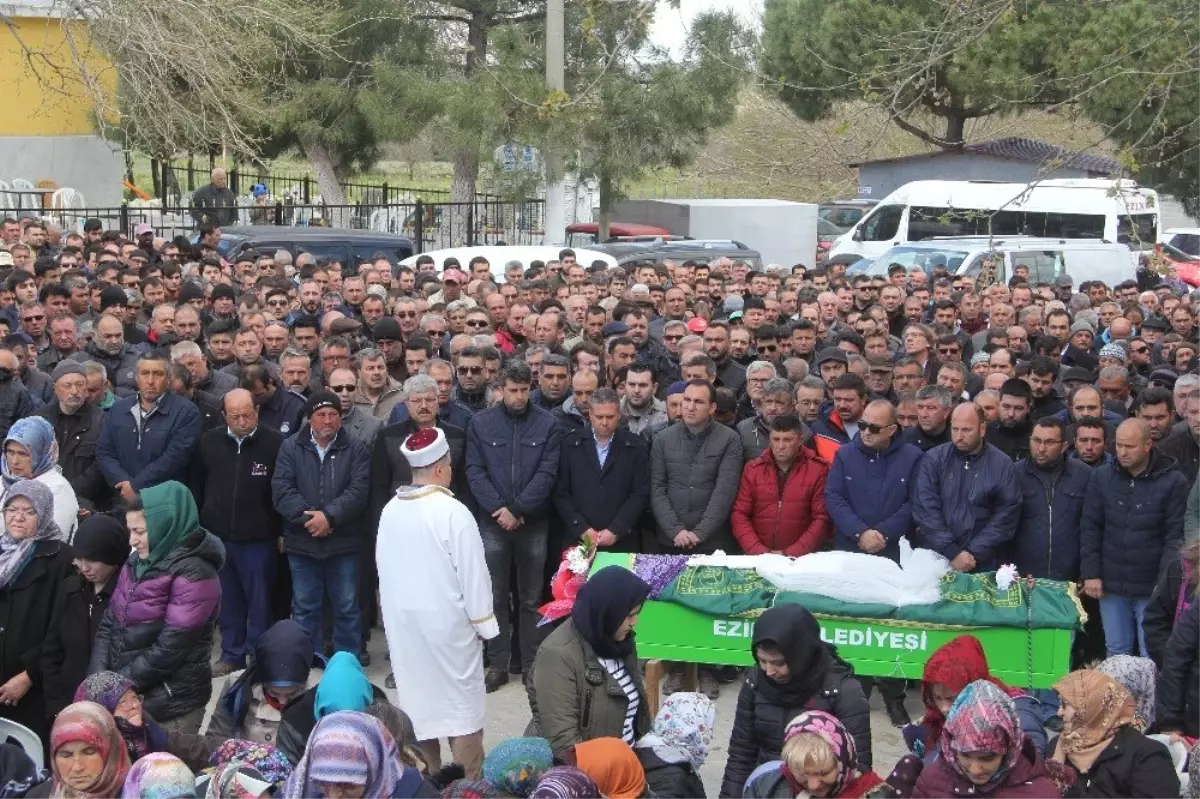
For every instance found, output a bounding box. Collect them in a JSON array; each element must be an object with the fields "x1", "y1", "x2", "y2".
[
  {"x1": 465, "y1": 320, "x2": 489, "y2": 328},
  {"x1": 1130, "y1": 346, "x2": 1149, "y2": 354},
  {"x1": 861, "y1": 421, "x2": 893, "y2": 434},
  {"x1": 21, "y1": 315, "x2": 44, "y2": 322},
  {"x1": 267, "y1": 299, "x2": 288, "y2": 307},
  {"x1": 330, "y1": 384, "x2": 357, "y2": 393},
  {"x1": 457, "y1": 365, "x2": 484, "y2": 376},
  {"x1": 2, "y1": 506, "x2": 33, "y2": 518}
]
